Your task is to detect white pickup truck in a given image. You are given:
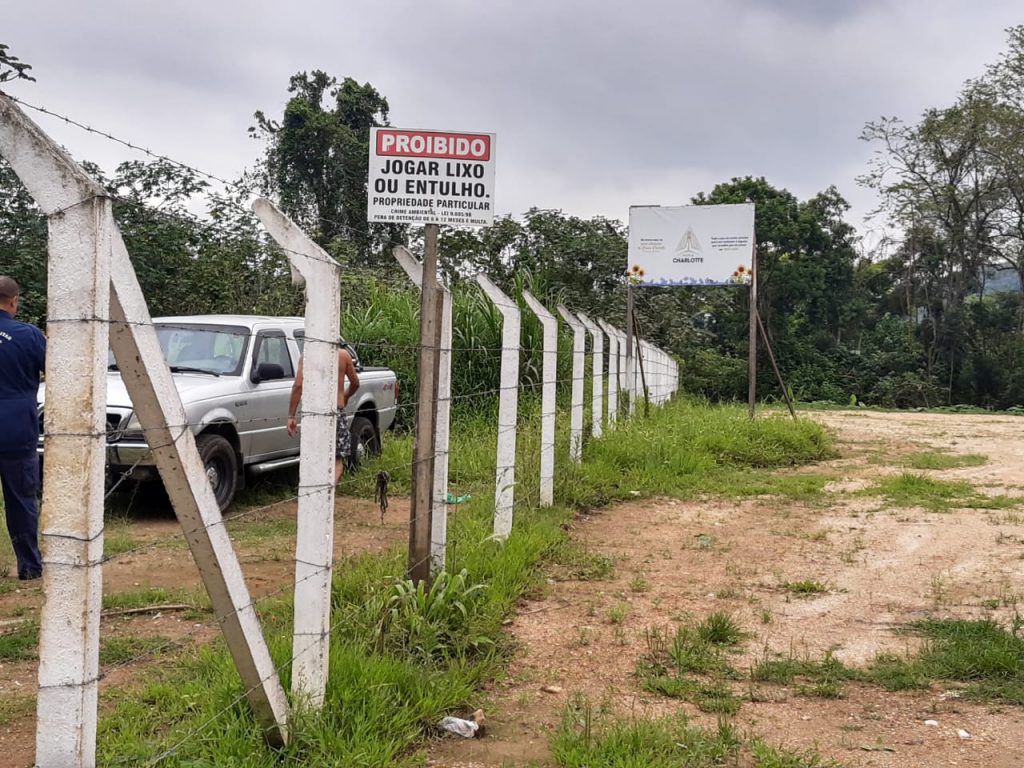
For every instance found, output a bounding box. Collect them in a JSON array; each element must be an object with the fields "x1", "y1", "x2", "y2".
[{"x1": 37, "y1": 314, "x2": 398, "y2": 510}]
